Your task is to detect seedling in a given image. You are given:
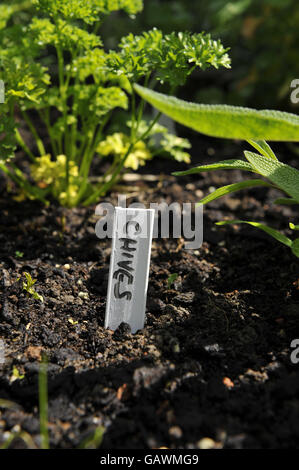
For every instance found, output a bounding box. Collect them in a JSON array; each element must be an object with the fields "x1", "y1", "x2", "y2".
[
  {"x1": 11, "y1": 366, "x2": 24, "y2": 382},
  {"x1": 167, "y1": 273, "x2": 178, "y2": 289},
  {"x1": 134, "y1": 86, "x2": 299, "y2": 257},
  {"x1": 19, "y1": 271, "x2": 44, "y2": 302},
  {"x1": 15, "y1": 250, "x2": 24, "y2": 258}
]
